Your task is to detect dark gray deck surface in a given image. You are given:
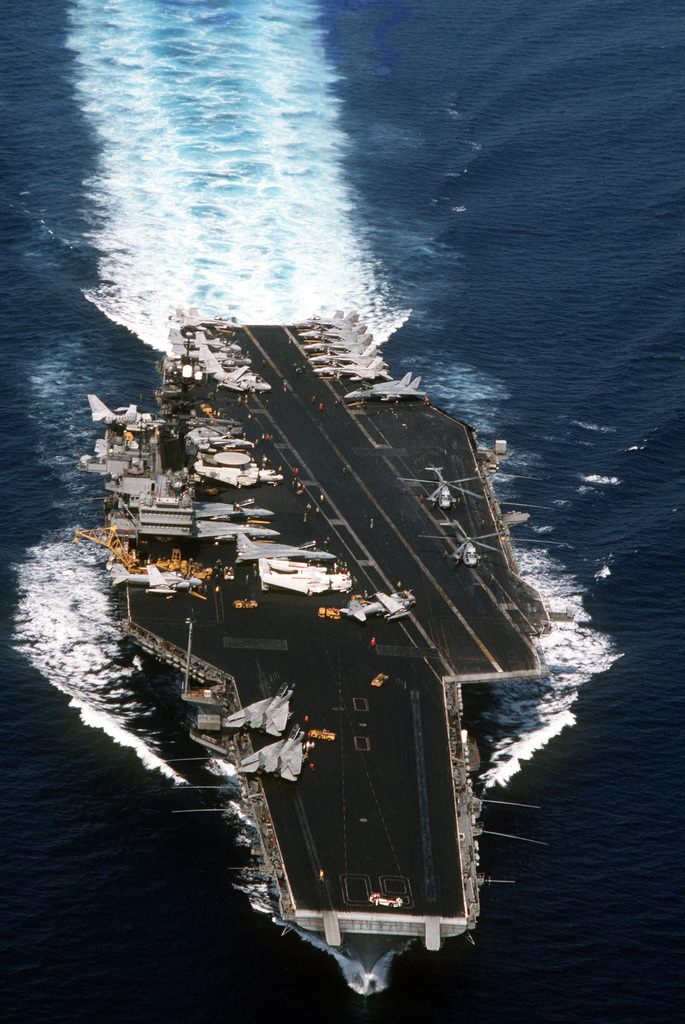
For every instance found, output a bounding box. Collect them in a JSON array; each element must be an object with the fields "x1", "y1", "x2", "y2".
[{"x1": 125, "y1": 325, "x2": 547, "y2": 919}]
